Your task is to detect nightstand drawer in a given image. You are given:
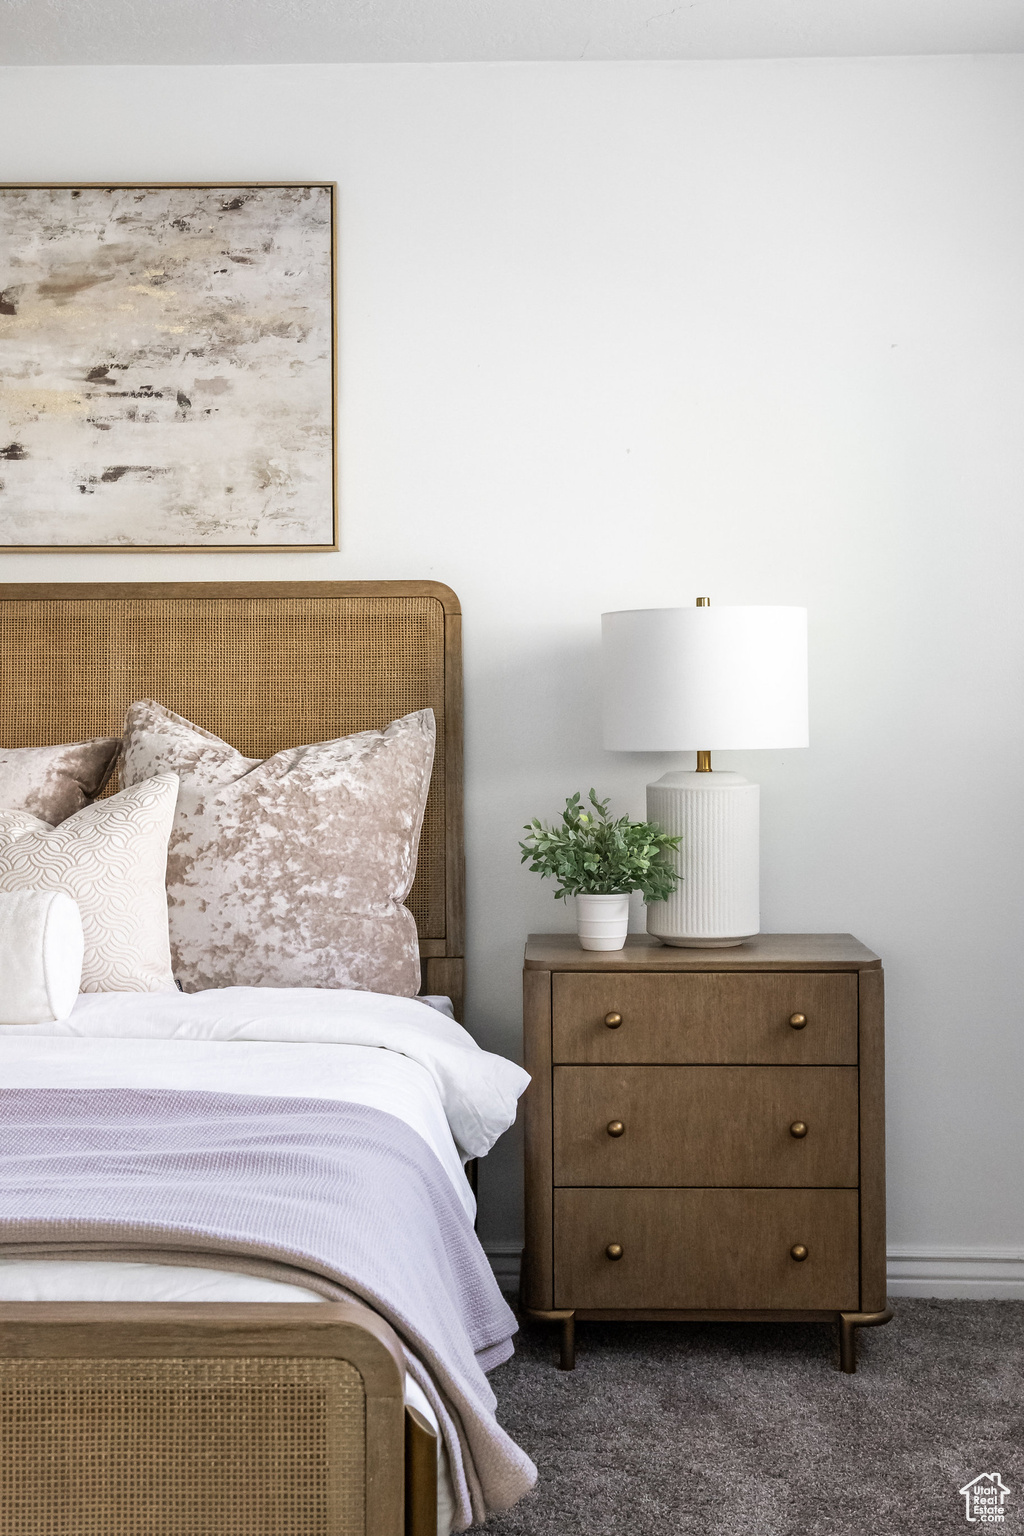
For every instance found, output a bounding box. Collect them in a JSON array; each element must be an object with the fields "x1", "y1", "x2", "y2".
[
  {"x1": 552, "y1": 972, "x2": 858, "y2": 1064},
  {"x1": 553, "y1": 1065, "x2": 859, "y2": 1187},
  {"x1": 553, "y1": 1188, "x2": 860, "y2": 1311}
]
